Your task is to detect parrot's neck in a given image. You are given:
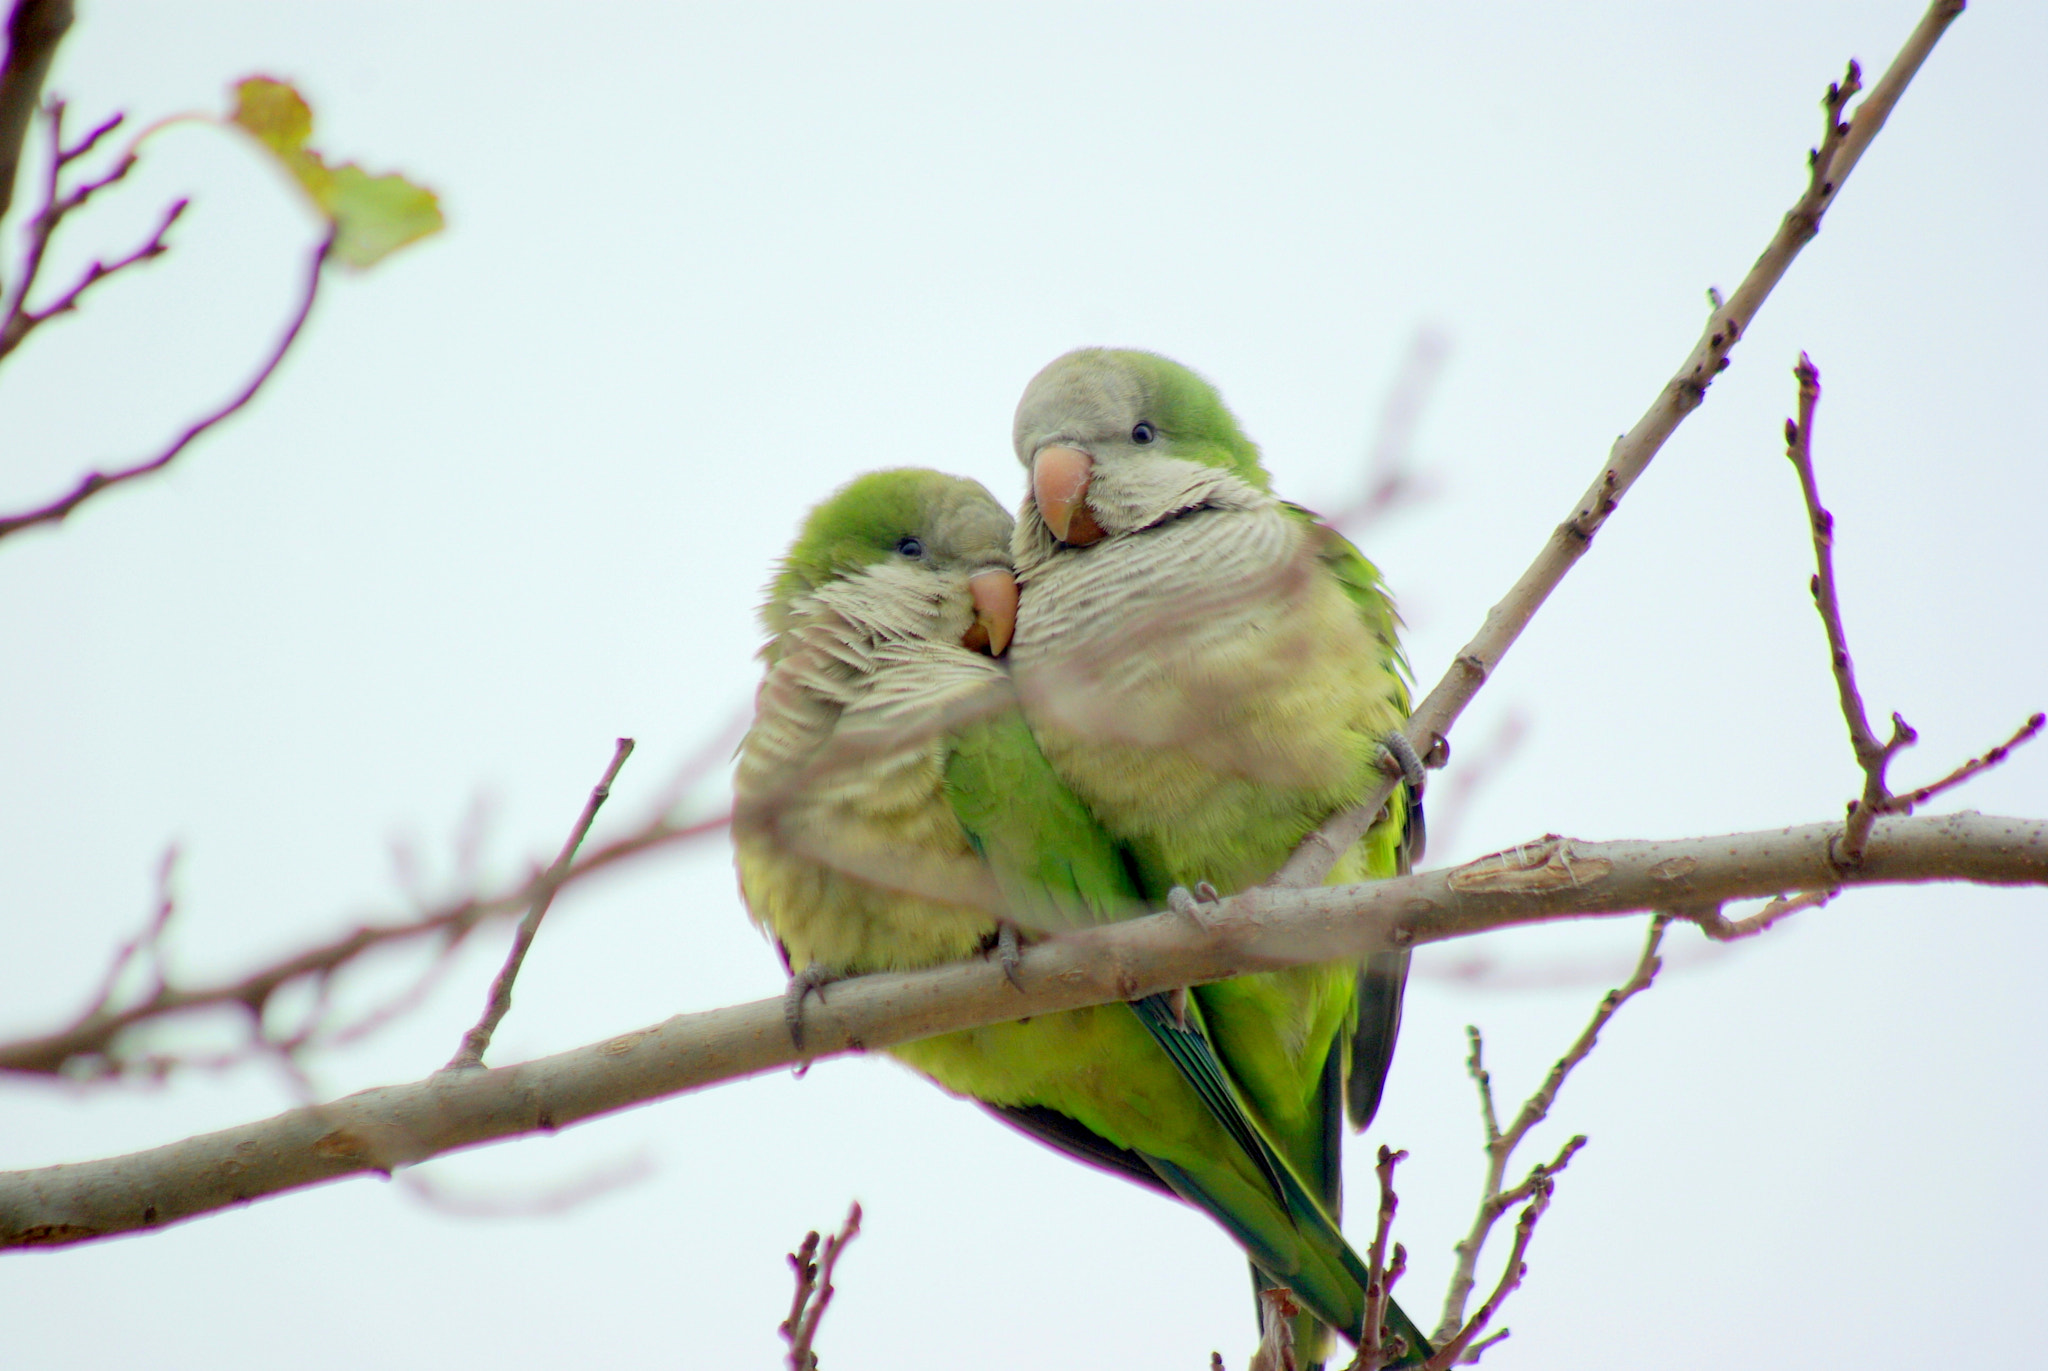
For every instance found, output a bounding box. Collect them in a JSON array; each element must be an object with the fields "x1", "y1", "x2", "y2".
[{"x1": 1012, "y1": 458, "x2": 1268, "y2": 581}]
